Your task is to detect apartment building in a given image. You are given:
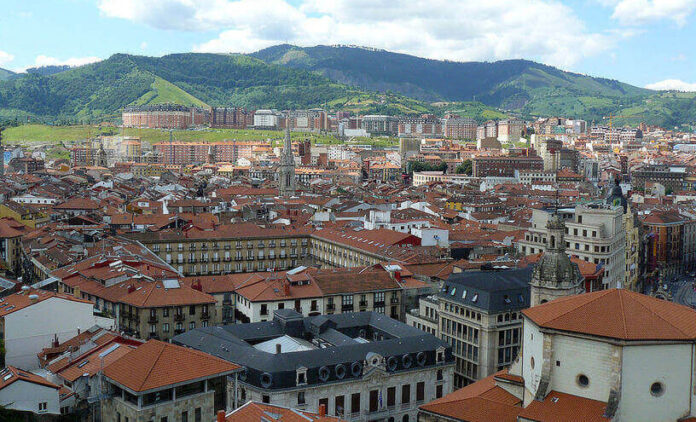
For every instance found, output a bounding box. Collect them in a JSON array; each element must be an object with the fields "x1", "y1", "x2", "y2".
[
  {"x1": 311, "y1": 228, "x2": 421, "y2": 268},
  {"x1": 405, "y1": 295, "x2": 439, "y2": 336},
  {"x1": 472, "y1": 156, "x2": 543, "y2": 178},
  {"x1": 53, "y1": 256, "x2": 217, "y2": 341},
  {"x1": 233, "y1": 266, "x2": 408, "y2": 323},
  {"x1": 436, "y1": 268, "x2": 530, "y2": 388},
  {"x1": 174, "y1": 310, "x2": 454, "y2": 422},
  {"x1": 130, "y1": 223, "x2": 312, "y2": 276},
  {"x1": 518, "y1": 204, "x2": 626, "y2": 289},
  {"x1": 442, "y1": 115, "x2": 477, "y2": 140},
  {"x1": 101, "y1": 340, "x2": 241, "y2": 422}
]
